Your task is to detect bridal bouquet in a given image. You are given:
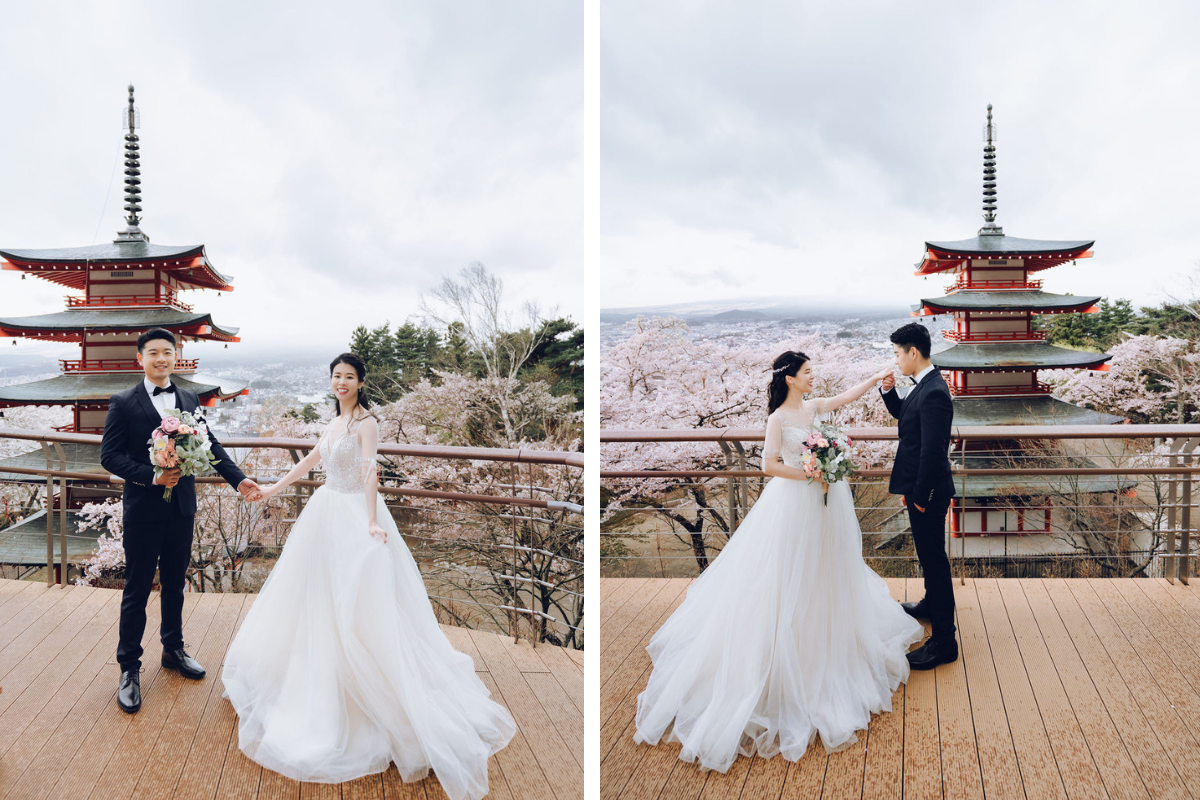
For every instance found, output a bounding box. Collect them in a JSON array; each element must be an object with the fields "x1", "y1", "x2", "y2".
[
  {"x1": 147, "y1": 409, "x2": 221, "y2": 501},
  {"x1": 800, "y1": 421, "x2": 858, "y2": 505}
]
